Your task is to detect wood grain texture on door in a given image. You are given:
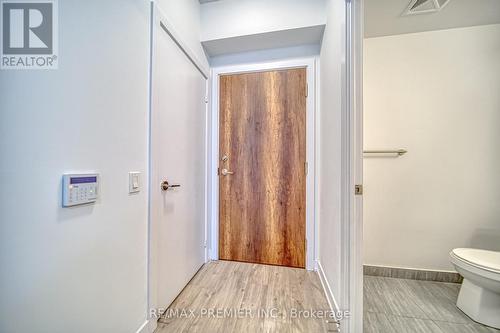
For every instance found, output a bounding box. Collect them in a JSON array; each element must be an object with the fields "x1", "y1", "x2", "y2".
[{"x1": 219, "y1": 68, "x2": 307, "y2": 268}]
